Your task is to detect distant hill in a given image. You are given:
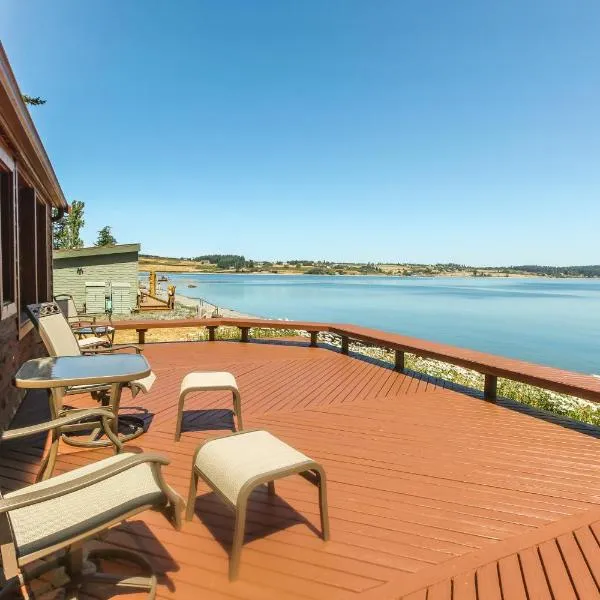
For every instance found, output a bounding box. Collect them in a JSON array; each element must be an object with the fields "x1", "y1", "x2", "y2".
[
  {"x1": 510, "y1": 265, "x2": 600, "y2": 278},
  {"x1": 139, "y1": 255, "x2": 600, "y2": 278}
]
